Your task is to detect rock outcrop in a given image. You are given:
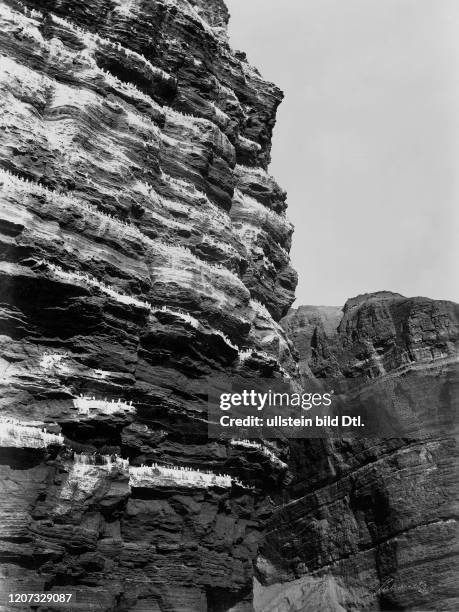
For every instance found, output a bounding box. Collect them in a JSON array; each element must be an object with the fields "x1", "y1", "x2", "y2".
[
  {"x1": 1, "y1": 1, "x2": 457, "y2": 611},
  {"x1": 259, "y1": 293, "x2": 458, "y2": 611},
  {"x1": 0, "y1": 0, "x2": 297, "y2": 609}
]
